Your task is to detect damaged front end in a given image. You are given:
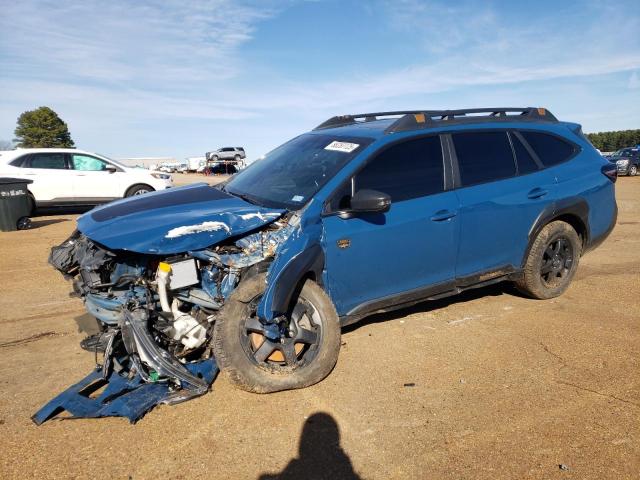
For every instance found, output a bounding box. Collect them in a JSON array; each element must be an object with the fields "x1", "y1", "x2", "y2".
[{"x1": 34, "y1": 213, "x2": 294, "y2": 424}]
